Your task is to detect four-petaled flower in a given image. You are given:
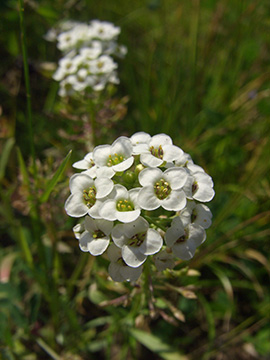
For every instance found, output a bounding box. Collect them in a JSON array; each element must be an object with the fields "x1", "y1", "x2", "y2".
[
  {"x1": 99, "y1": 184, "x2": 141, "y2": 223},
  {"x1": 165, "y1": 216, "x2": 206, "y2": 260},
  {"x1": 107, "y1": 243, "x2": 143, "y2": 282},
  {"x1": 111, "y1": 216, "x2": 163, "y2": 268},
  {"x1": 138, "y1": 167, "x2": 188, "y2": 211},
  {"x1": 65, "y1": 173, "x2": 114, "y2": 218},
  {"x1": 93, "y1": 136, "x2": 134, "y2": 173},
  {"x1": 78, "y1": 216, "x2": 113, "y2": 256}
]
